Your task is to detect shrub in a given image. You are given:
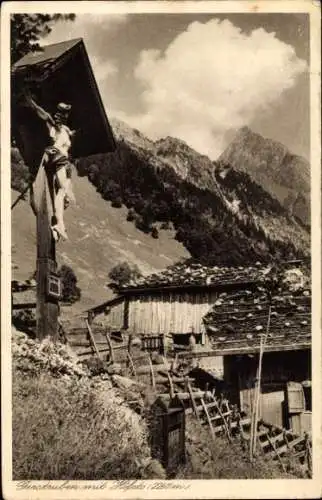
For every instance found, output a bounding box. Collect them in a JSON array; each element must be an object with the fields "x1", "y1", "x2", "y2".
[
  {"x1": 160, "y1": 221, "x2": 171, "y2": 230},
  {"x1": 108, "y1": 262, "x2": 142, "y2": 287},
  {"x1": 126, "y1": 208, "x2": 136, "y2": 222},
  {"x1": 58, "y1": 265, "x2": 81, "y2": 304},
  {"x1": 151, "y1": 226, "x2": 159, "y2": 239},
  {"x1": 12, "y1": 309, "x2": 36, "y2": 337},
  {"x1": 111, "y1": 197, "x2": 123, "y2": 208},
  {"x1": 12, "y1": 329, "x2": 87, "y2": 378},
  {"x1": 11, "y1": 147, "x2": 30, "y2": 193}
]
